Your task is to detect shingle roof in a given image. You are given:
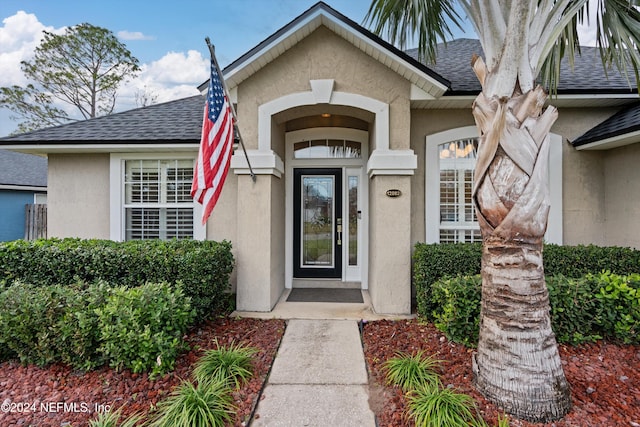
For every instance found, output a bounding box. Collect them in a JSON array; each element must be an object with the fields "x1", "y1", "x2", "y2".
[
  {"x1": 407, "y1": 39, "x2": 637, "y2": 95},
  {"x1": 572, "y1": 102, "x2": 640, "y2": 146},
  {"x1": 0, "y1": 95, "x2": 203, "y2": 143},
  {"x1": 0, "y1": 149, "x2": 47, "y2": 187}
]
